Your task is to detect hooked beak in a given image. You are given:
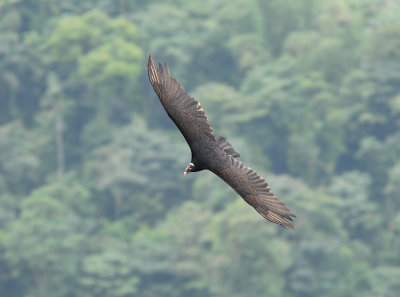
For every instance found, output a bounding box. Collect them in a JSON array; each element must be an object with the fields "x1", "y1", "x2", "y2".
[{"x1": 184, "y1": 162, "x2": 194, "y2": 176}]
